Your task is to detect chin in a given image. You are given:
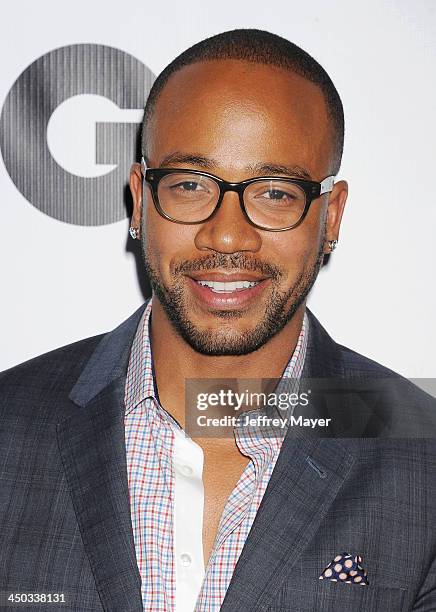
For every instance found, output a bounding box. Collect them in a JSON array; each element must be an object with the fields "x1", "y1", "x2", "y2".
[{"x1": 174, "y1": 312, "x2": 284, "y2": 356}]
